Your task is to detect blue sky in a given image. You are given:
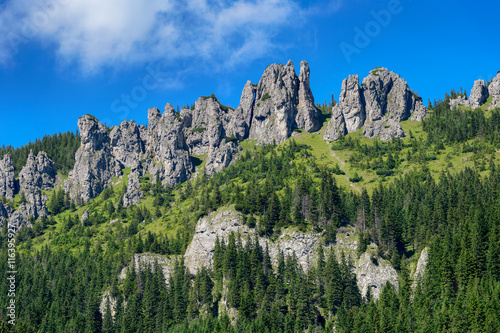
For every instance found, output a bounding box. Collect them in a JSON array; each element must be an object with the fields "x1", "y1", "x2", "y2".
[{"x1": 1, "y1": 0, "x2": 499, "y2": 147}]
